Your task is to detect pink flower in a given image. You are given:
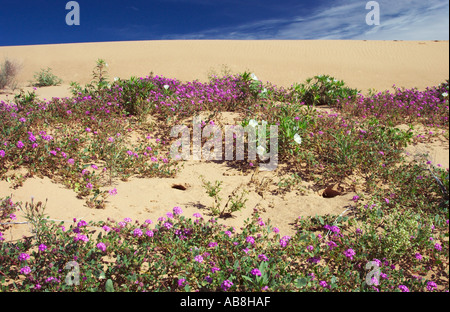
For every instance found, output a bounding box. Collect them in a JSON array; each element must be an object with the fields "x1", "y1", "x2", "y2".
[
  {"x1": 0, "y1": 150, "x2": 5, "y2": 158},
  {"x1": 133, "y1": 228, "x2": 143, "y2": 237},
  {"x1": 221, "y1": 279, "x2": 233, "y2": 291},
  {"x1": 194, "y1": 255, "x2": 204, "y2": 263},
  {"x1": 279, "y1": 237, "x2": 290, "y2": 248},
  {"x1": 251, "y1": 268, "x2": 262, "y2": 276},
  {"x1": 344, "y1": 248, "x2": 356, "y2": 260},
  {"x1": 16, "y1": 141, "x2": 24, "y2": 149},
  {"x1": 426, "y1": 281, "x2": 437, "y2": 291},
  {"x1": 319, "y1": 281, "x2": 328, "y2": 288},
  {"x1": 108, "y1": 188, "x2": 117, "y2": 196},
  {"x1": 74, "y1": 234, "x2": 89, "y2": 242},
  {"x1": 246, "y1": 236, "x2": 255, "y2": 245},
  {"x1": 173, "y1": 206, "x2": 183, "y2": 215},
  {"x1": 86, "y1": 183, "x2": 93, "y2": 190},
  {"x1": 97, "y1": 242, "x2": 106, "y2": 252},
  {"x1": 178, "y1": 279, "x2": 187, "y2": 287},
  {"x1": 20, "y1": 266, "x2": 31, "y2": 275}
]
